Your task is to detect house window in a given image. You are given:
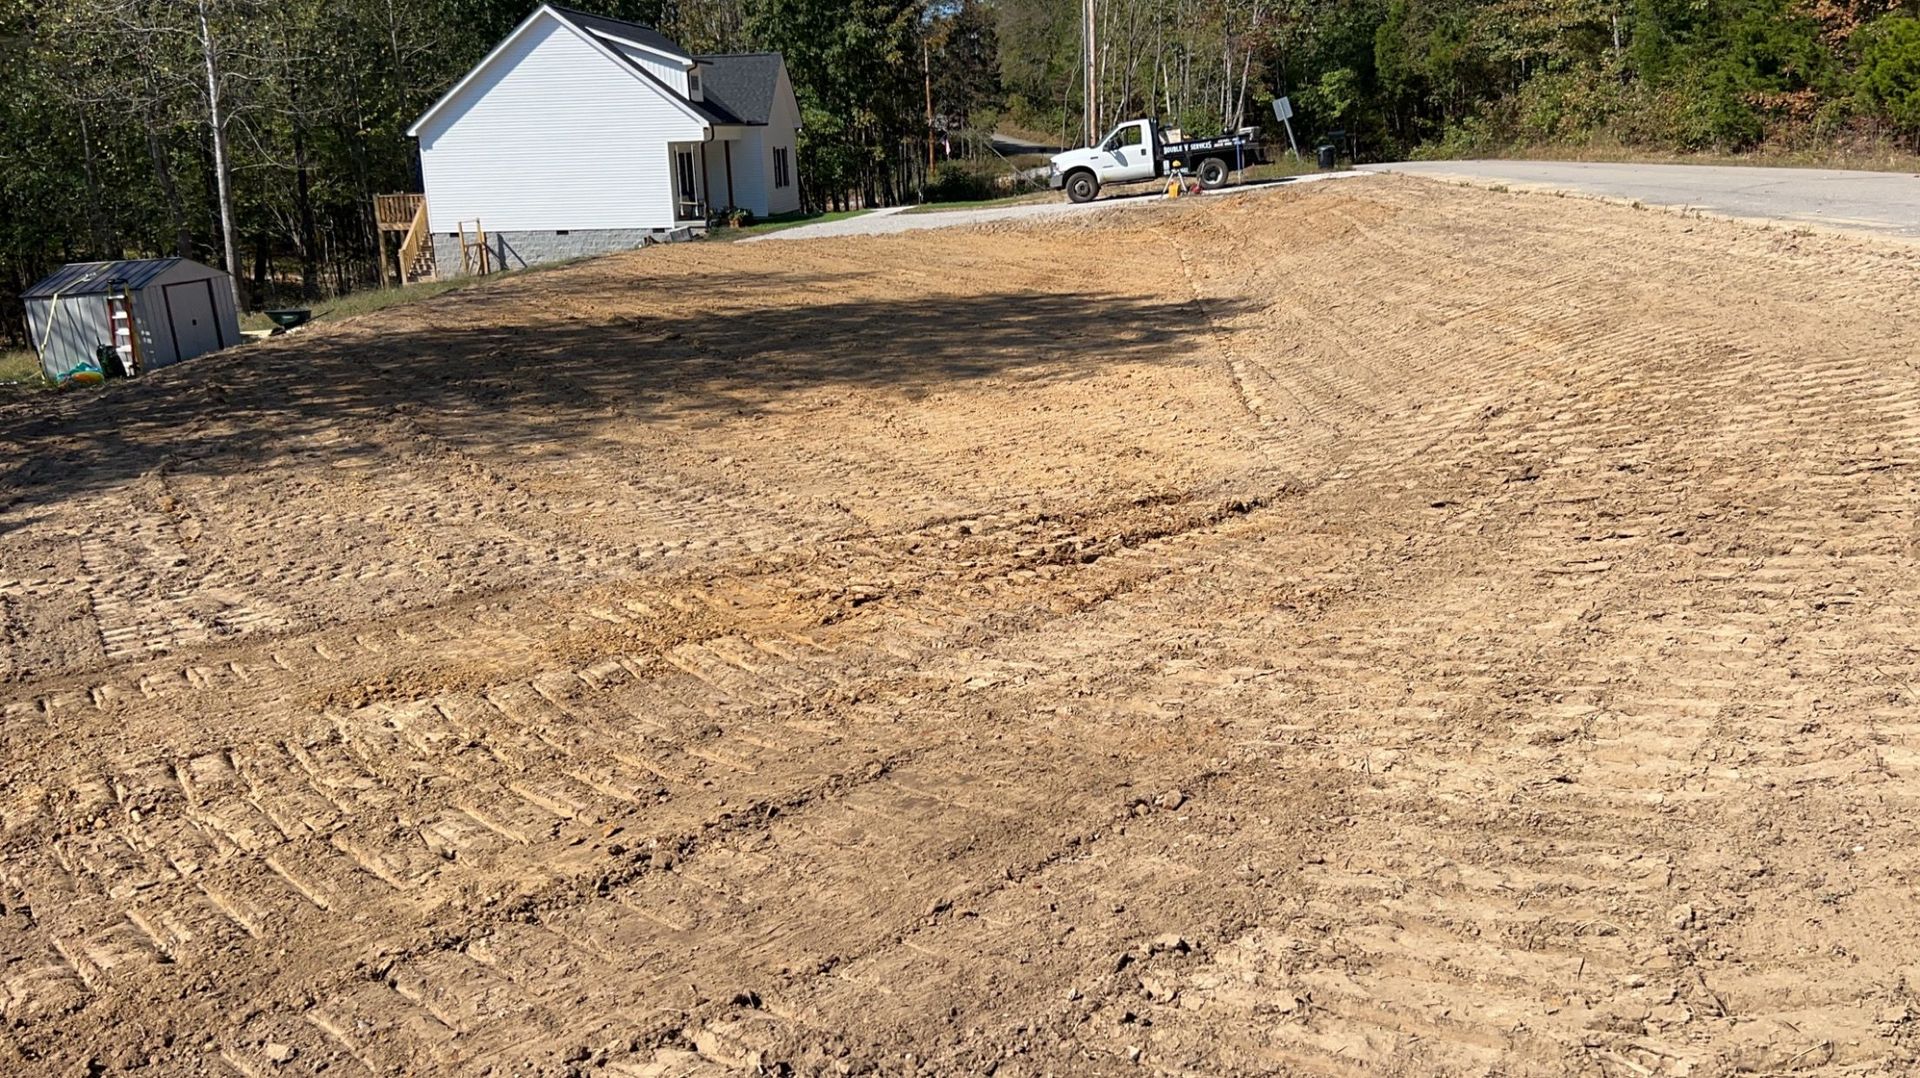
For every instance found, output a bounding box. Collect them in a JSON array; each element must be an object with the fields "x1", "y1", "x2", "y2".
[
  {"x1": 773, "y1": 146, "x2": 791, "y2": 189},
  {"x1": 689, "y1": 72, "x2": 701, "y2": 96}
]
